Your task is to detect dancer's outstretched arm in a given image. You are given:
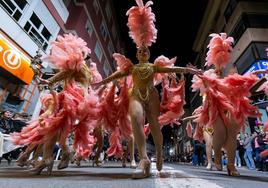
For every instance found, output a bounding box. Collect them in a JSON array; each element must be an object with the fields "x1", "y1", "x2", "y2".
[
  {"x1": 94, "y1": 70, "x2": 130, "y2": 87},
  {"x1": 182, "y1": 115, "x2": 199, "y2": 122},
  {"x1": 155, "y1": 66, "x2": 202, "y2": 75},
  {"x1": 48, "y1": 70, "x2": 75, "y2": 86}
]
